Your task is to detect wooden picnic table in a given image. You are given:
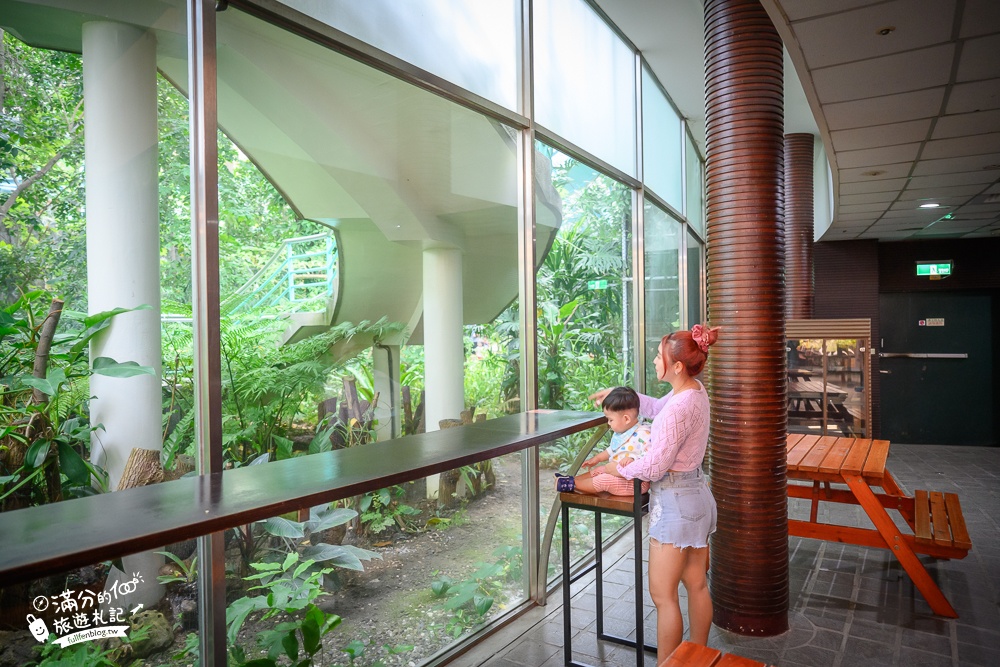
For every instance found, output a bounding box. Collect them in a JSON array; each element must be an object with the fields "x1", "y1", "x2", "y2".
[
  {"x1": 785, "y1": 434, "x2": 972, "y2": 618},
  {"x1": 788, "y1": 379, "x2": 855, "y2": 435}
]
